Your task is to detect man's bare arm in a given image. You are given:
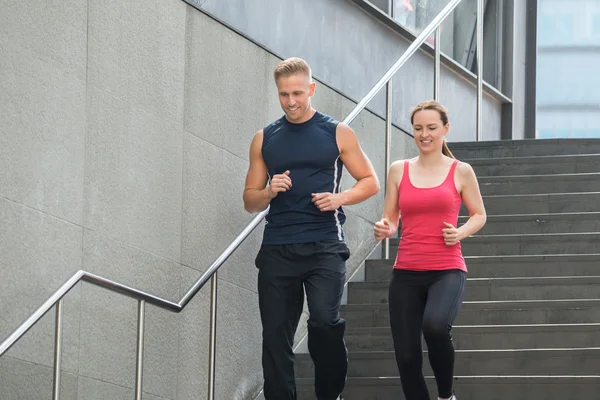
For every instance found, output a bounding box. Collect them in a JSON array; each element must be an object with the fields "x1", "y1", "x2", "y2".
[
  {"x1": 243, "y1": 130, "x2": 292, "y2": 212},
  {"x1": 312, "y1": 123, "x2": 380, "y2": 212},
  {"x1": 336, "y1": 123, "x2": 380, "y2": 204}
]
